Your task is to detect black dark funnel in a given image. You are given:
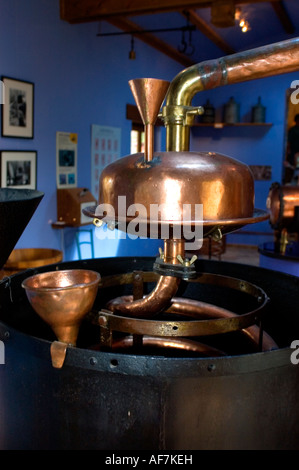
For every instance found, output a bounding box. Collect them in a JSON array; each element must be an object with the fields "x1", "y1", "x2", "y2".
[{"x1": 0, "y1": 188, "x2": 44, "y2": 269}]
